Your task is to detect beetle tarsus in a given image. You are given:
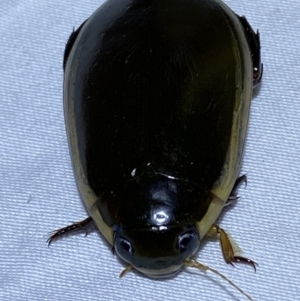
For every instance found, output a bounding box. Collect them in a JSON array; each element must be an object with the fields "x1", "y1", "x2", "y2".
[
  {"x1": 47, "y1": 216, "x2": 94, "y2": 245},
  {"x1": 231, "y1": 256, "x2": 258, "y2": 272}
]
